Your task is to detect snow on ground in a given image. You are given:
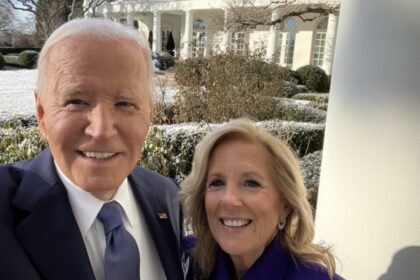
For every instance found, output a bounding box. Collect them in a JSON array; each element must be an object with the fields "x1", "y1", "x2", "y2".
[
  {"x1": 0, "y1": 69, "x2": 38, "y2": 119},
  {"x1": 0, "y1": 69, "x2": 178, "y2": 120}
]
